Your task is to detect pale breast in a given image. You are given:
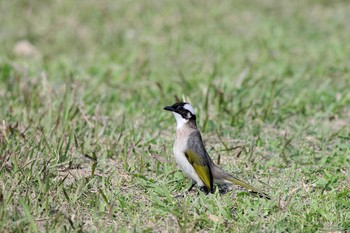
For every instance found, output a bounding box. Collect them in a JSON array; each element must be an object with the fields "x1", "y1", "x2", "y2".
[
  {"x1": 172, "y1": 127, "x2": 204, "y2": 186},
  {"x1": 173, "y1": 127, "x2": 191, "y2": 155}
]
